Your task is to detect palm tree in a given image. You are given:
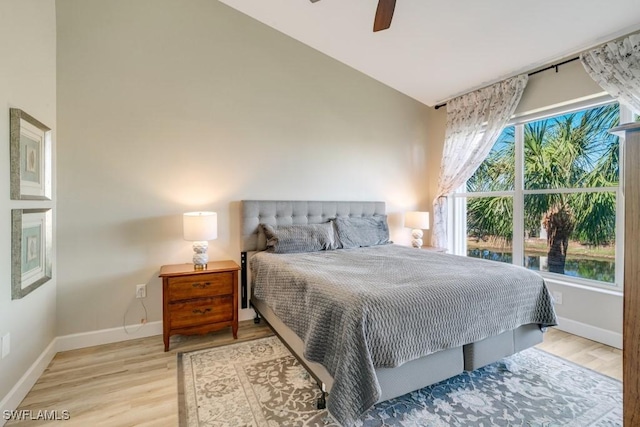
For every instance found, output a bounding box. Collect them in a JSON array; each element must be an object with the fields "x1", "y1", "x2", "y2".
[{"x1": 467, "y1": 104, "x2": 619, "y2": 274}]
